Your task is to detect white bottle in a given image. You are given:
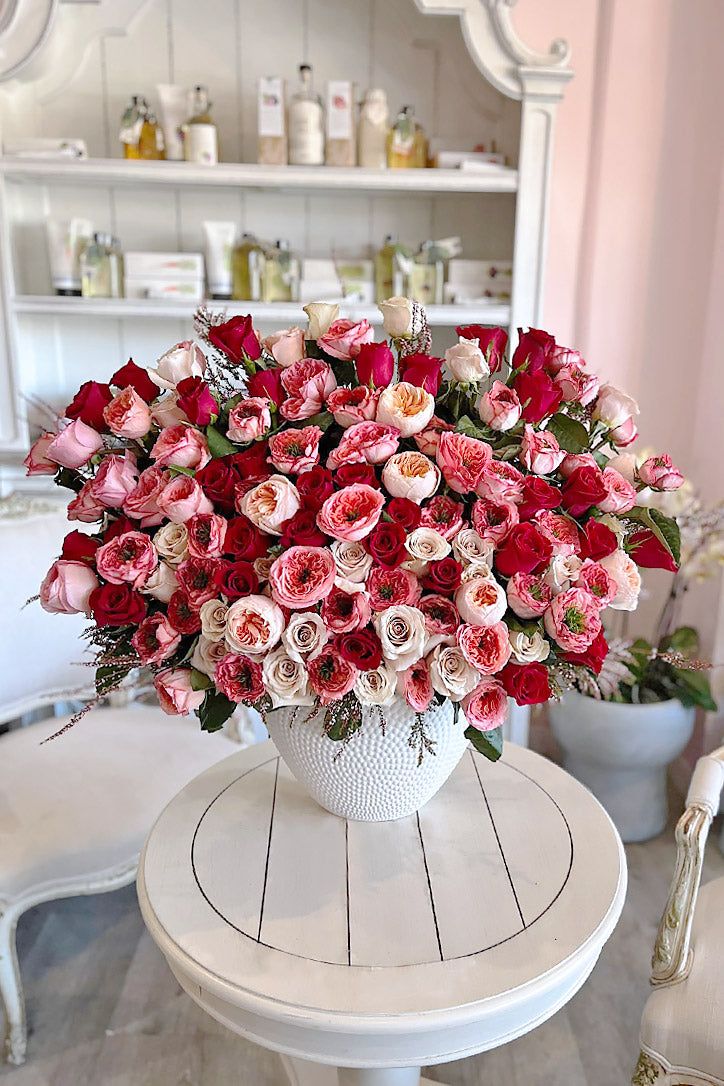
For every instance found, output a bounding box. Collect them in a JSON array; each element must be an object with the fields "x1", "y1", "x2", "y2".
[
  {"x1": 358, "y1": 88, "x2": 389, "y2": 169},
  {"x1": 288, "y1": 64, "x2": 324, "y2": 166}
]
